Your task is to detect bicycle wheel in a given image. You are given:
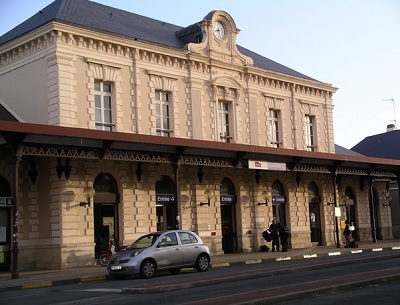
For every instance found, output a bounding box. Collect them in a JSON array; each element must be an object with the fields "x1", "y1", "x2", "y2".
[{"x1": 98, "y1": 253, "x2": 109, "y2": 266}]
